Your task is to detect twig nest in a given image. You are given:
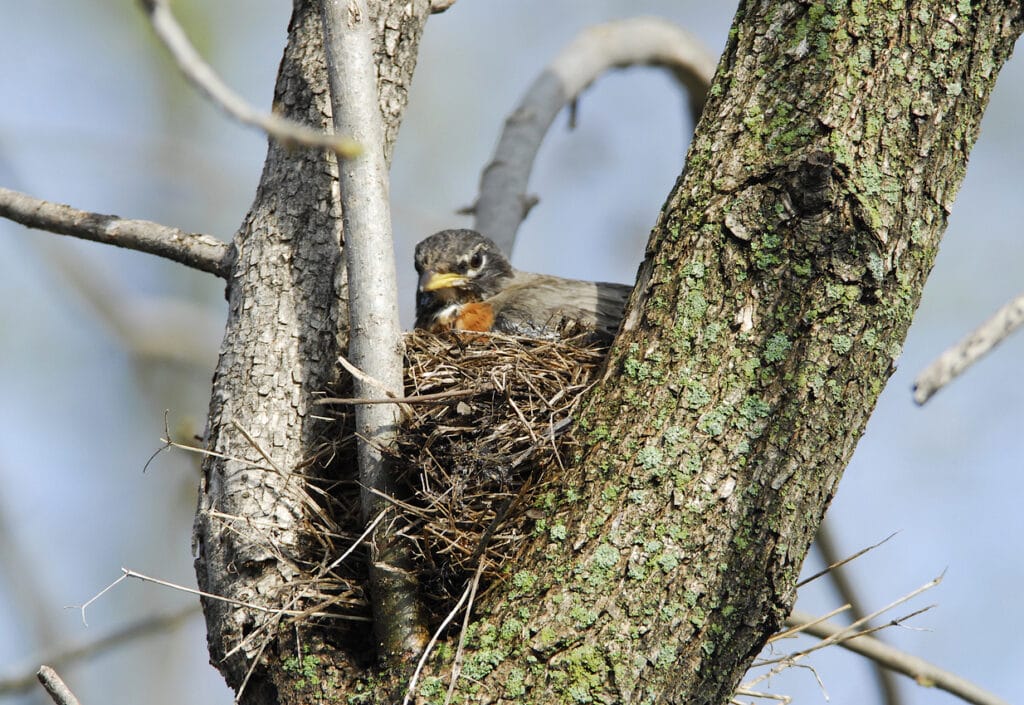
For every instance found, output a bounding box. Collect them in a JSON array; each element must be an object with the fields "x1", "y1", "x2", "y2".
[{"x1": 394, "y1": 330, "x2": 606, "y2": 603}]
